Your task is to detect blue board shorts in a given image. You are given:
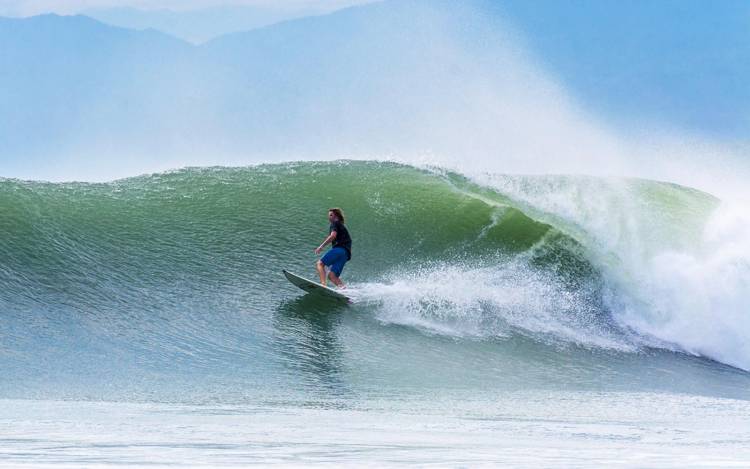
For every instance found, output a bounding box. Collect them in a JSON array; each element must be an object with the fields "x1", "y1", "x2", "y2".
[{"x1": 320, "y1": 247, "x2": 349, "y2": 277}]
